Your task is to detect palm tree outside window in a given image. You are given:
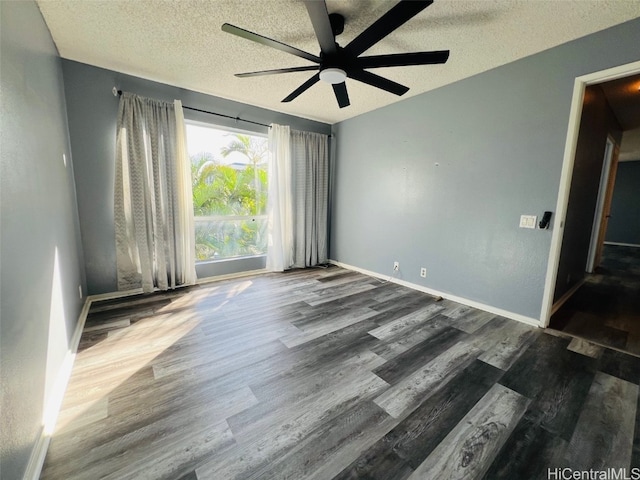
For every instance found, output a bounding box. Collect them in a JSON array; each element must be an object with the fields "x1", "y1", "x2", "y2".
[{"x1": 186, "y1": 123, "x2": 268, "y2": 262}]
